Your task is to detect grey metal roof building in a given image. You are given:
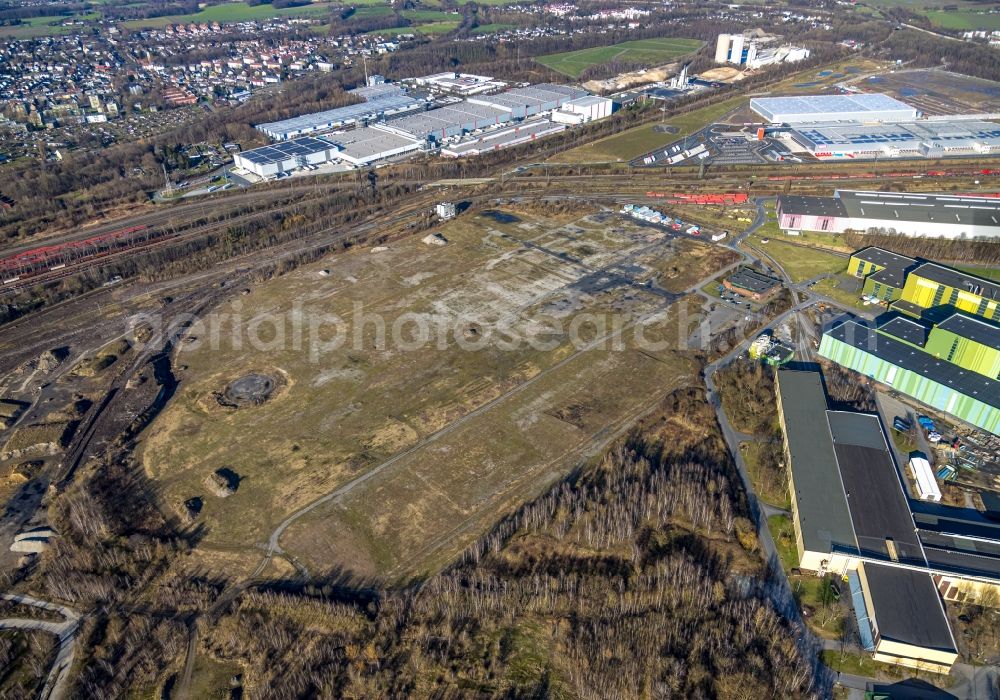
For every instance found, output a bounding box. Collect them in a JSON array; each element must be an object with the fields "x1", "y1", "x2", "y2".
[
  {"x1": 326, "y1": 127, "x2": 422, "y2": 166},
  {"x1": 775, "y1": 370, "x2": 857, "y2": 559},
  {"x1": 775, "y1": 195, "x2": 847, "y2": 219},
  {"x1": 824, "y1": 319, "x2": 1000, "y2": 411},
  {"x1": 827, "y1": 411, "x2": 925, "y2": 565},
  {"x1": 750, "y1": 93, "x2": 919, "y2": 124},
  {"x1": 861, "y1": 563, "x2": 957, "y2": 654},
  {"x1": 936, "y1": 313, "x2": 1000, "y2": 348},
  {"x1": 379, "y1": 101, "x2": 511, "y2": 141},
  {"x1": 788, "y1": 120, "x2": 1000, "y2": 159},
  {"x1": 256, "y1": 92, "x2": 423, "y2": 141},
  {"x1": 468, "y1": 83, "x2": 588, "y2": 119},
  {"x1": 777, "y1": 191, "x2": 1000, "y2": 240},
  {"x1": 909, "y1": 262, "x2": 1000, "y2": 301},
  {"x1": 877, "y1": 315, "x2": 930, "y2": 346},
  {"x1": 441, "y1": 119, "x2": 566, "y2": 157},
  {"x1": 725, "y1": 268, "x2": 781, "y2": 295},
  {"x1": 839, "y1": 191, "x2": 1000, "y2": 233},
  {"x1": 853, "y1": 247, "x2": 916, "y2": 269}
]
